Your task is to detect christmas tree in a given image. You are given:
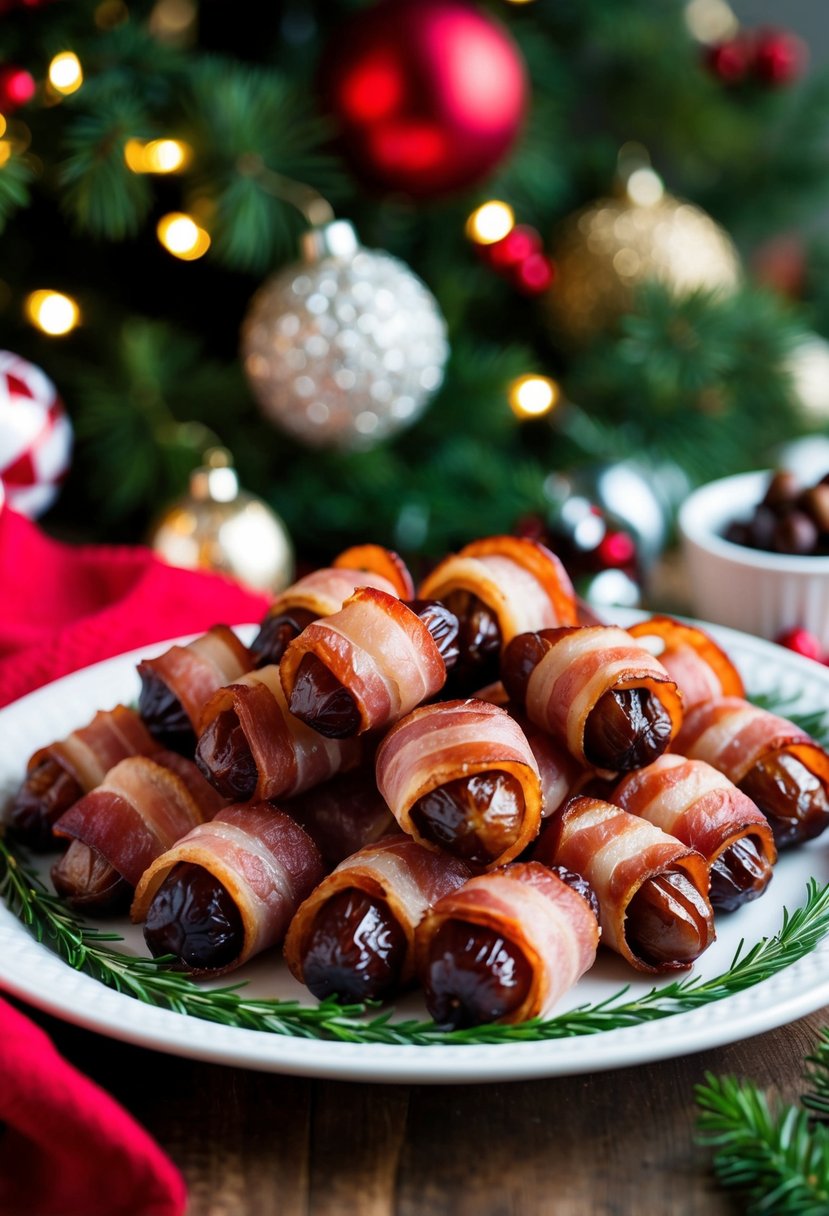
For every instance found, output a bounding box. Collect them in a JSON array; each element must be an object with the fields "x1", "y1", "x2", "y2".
[{"x1": 1, "y1": 0, "x2": 827, "y2": 587}]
